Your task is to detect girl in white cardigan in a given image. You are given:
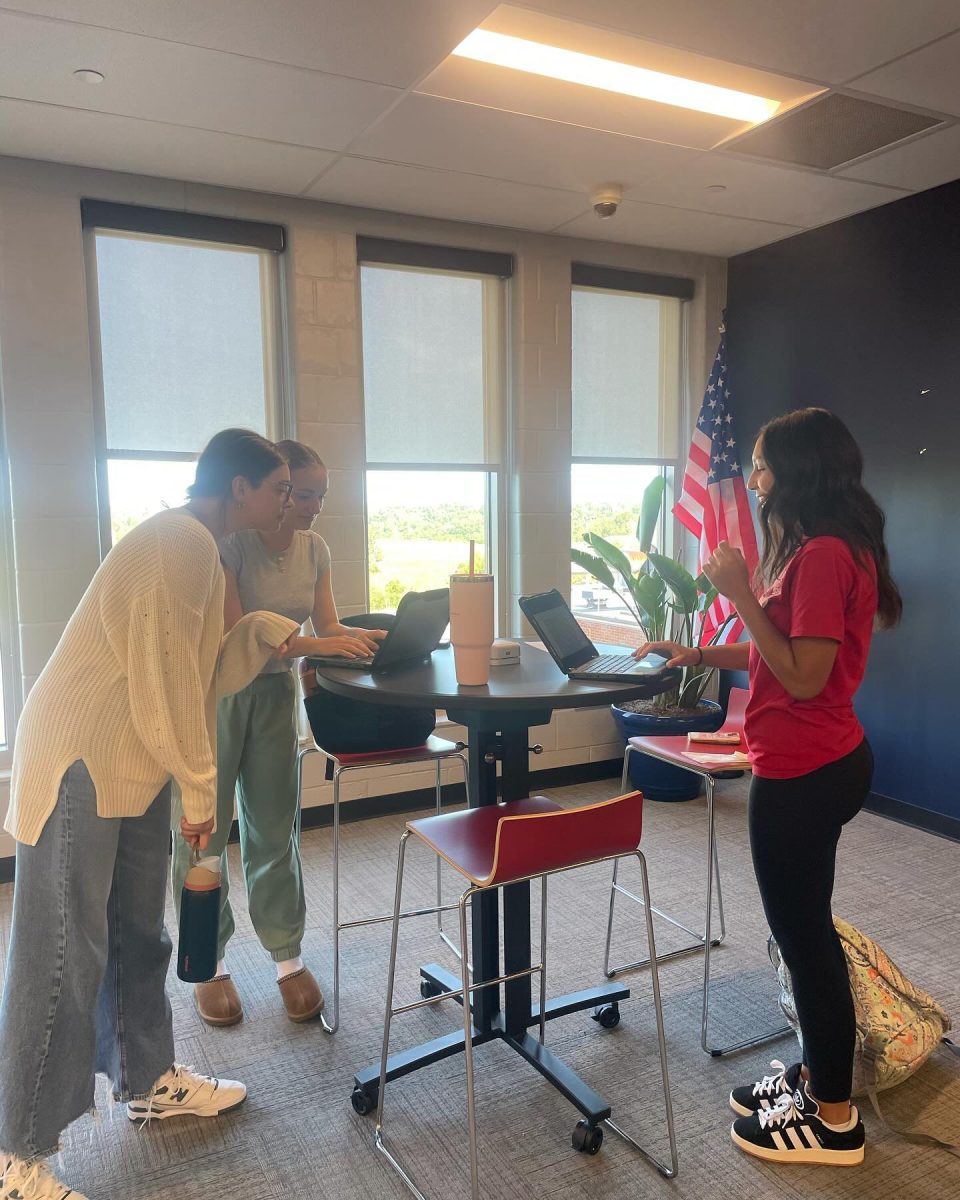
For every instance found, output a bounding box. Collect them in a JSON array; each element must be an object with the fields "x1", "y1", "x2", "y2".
[{"x1": 0, "y1": 429, "x2": 299, "y2": 1200}]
